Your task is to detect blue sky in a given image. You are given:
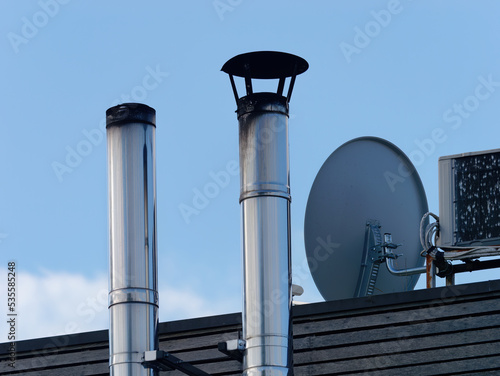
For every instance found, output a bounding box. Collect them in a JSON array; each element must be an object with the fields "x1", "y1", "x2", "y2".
[{"x1": 1, "y1": 1, "x2": 499, "y2": 340}]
